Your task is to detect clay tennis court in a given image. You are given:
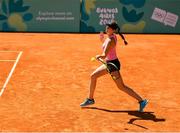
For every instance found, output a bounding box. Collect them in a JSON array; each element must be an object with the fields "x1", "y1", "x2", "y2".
[{"x1": 0, "y1": 33, "x2": 180, "y2": 132}]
